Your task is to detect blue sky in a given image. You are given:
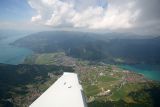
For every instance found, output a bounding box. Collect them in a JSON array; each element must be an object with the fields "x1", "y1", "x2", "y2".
[{"x1": 0, "y1": 0, "x2": 34, "y2": 21}]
